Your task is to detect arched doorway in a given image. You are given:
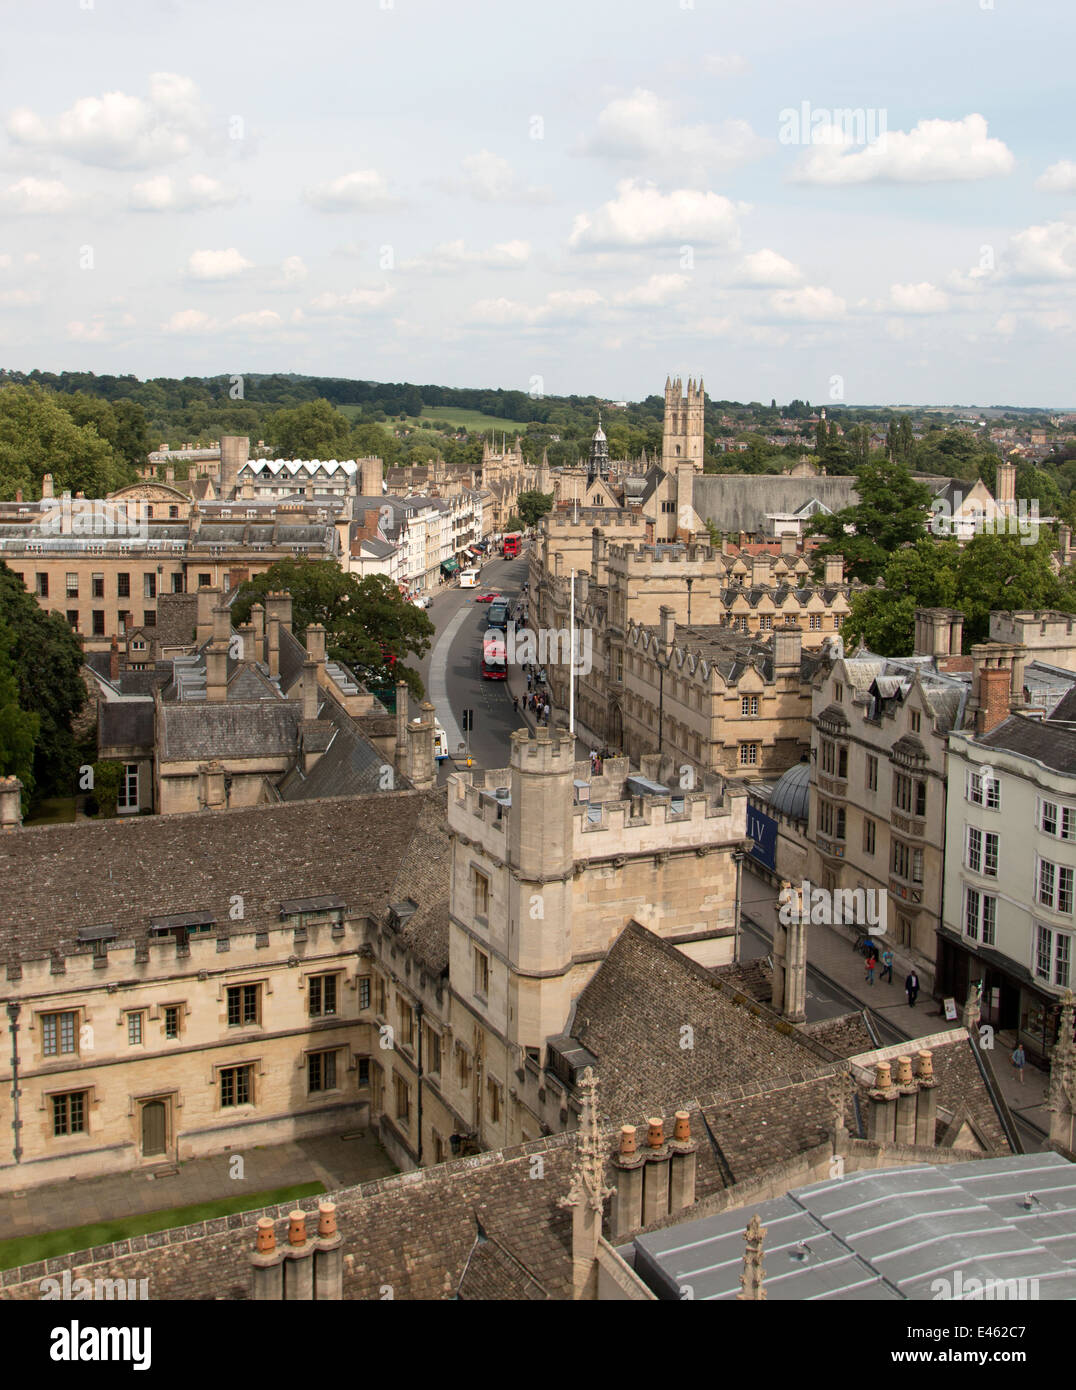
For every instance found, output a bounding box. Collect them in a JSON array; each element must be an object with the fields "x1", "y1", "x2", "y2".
[{"x1": 141, "y1": 1099, "x2": 167, "y2": 1157}]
